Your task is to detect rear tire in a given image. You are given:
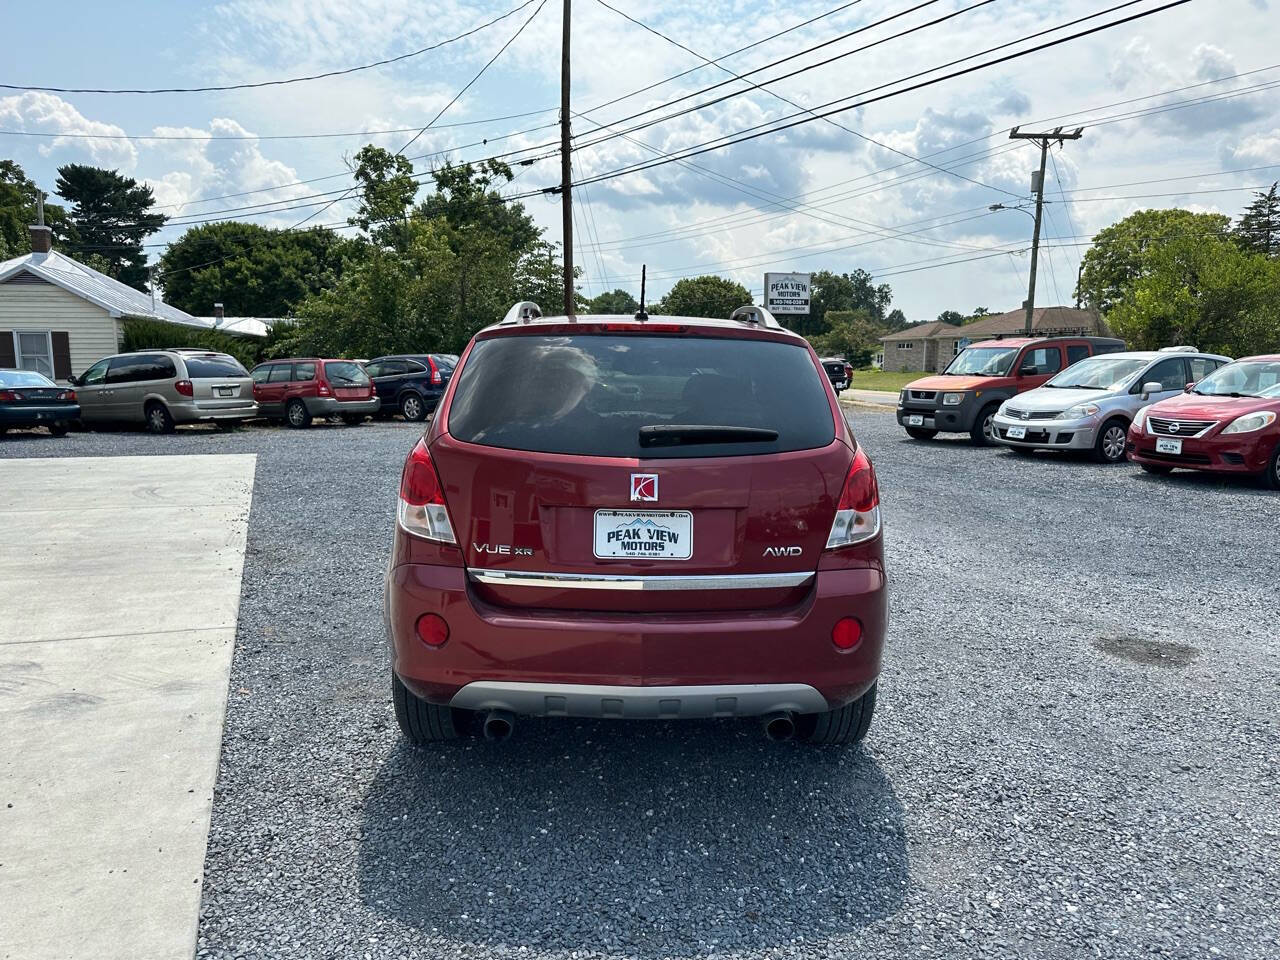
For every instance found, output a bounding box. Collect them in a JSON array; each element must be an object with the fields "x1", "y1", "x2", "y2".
[
  {"x1": 286, "y1": 399, "x2": 311, "y2": 429},
  {"x1": 905, "y1": 427, "x2": 937, "y2": 441},
  {"x1": 1140, "y1": 463, "x2": 1173, "y2": 475},
  {"x1": 400, "y1": 392, "x2": 426, "y2": 422},
  {"x1": 48, "y1": 422, "x2": 69, "y2": 437},
  {"x1": 969, "y1": 404, "x2": 999, "y2": 447},
  {"x1": 392, "y1": 672, "x2": 468, "y2": 743},
  {"x1": 145, "y1": 401, "x2": 175, "y2": 435},
  {"x1": 1093, "y1": 417, "x2": 1129, "y2": 464},
  {"x1": 797, "y1": 682, "x2": 877, "y2": 746}
]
